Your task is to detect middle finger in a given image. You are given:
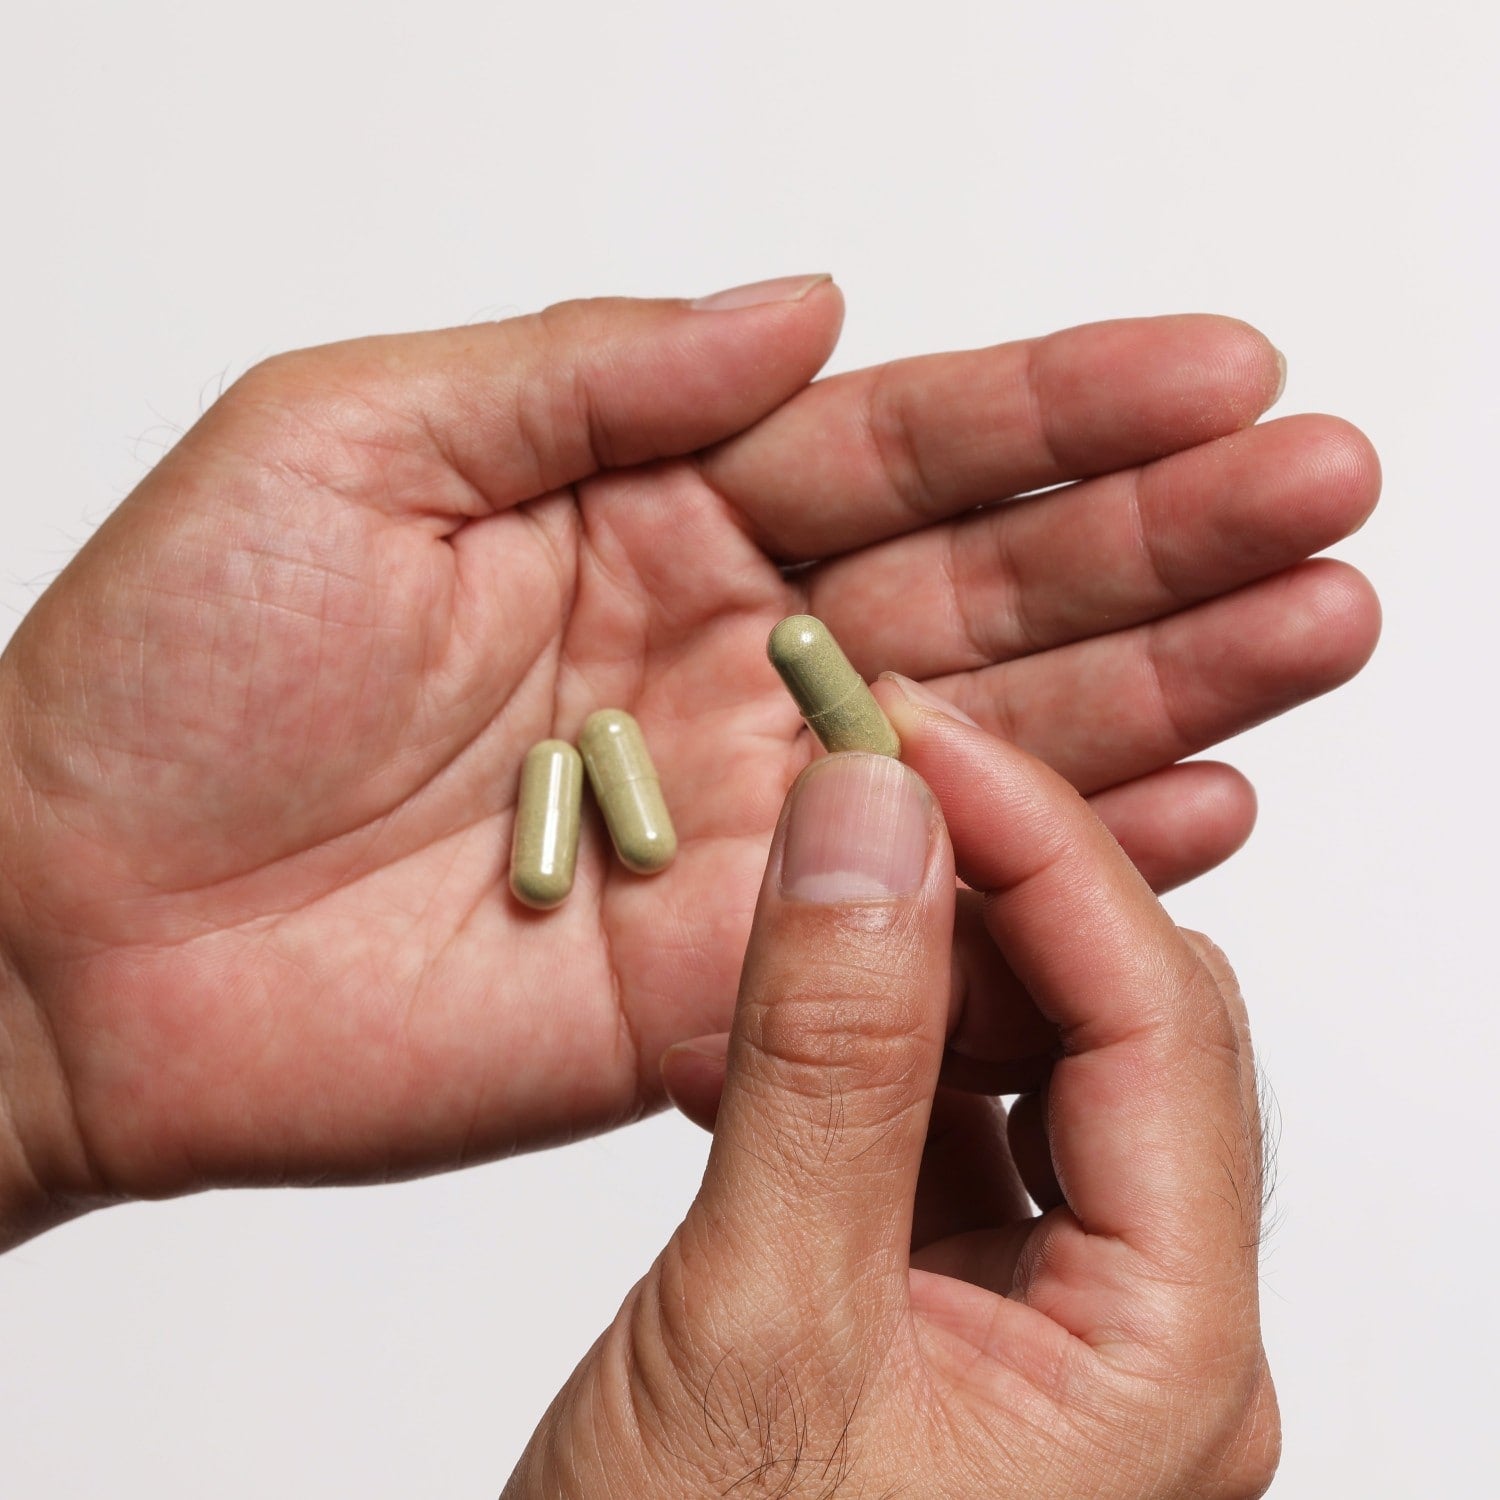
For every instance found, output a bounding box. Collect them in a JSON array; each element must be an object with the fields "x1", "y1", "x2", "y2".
[
  {"x1": 933, "y1": 557, "x2": 1378, "y2": 794},
  {"x1": 804, "y1": 413, "x2": 1378, "y2": 680}
]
